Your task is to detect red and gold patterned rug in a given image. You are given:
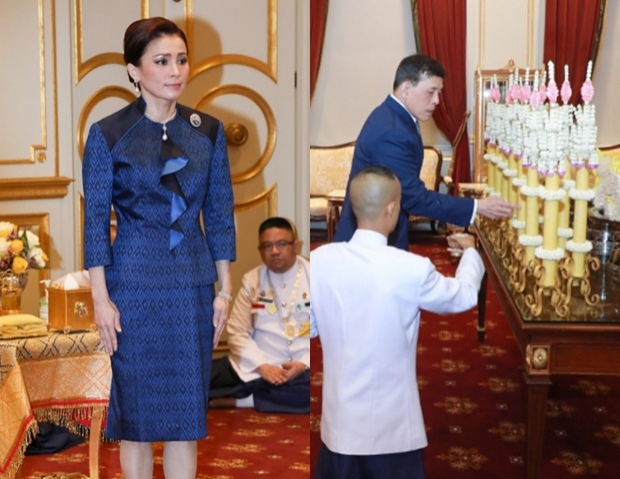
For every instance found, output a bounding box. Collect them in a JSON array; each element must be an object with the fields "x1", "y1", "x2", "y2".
[
  {"x1": 21, "y1": 408, "x2": 309, "y2": 478},
  {"x1": 310, "y1": 236, "x2": 620, "y2": 478}
]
